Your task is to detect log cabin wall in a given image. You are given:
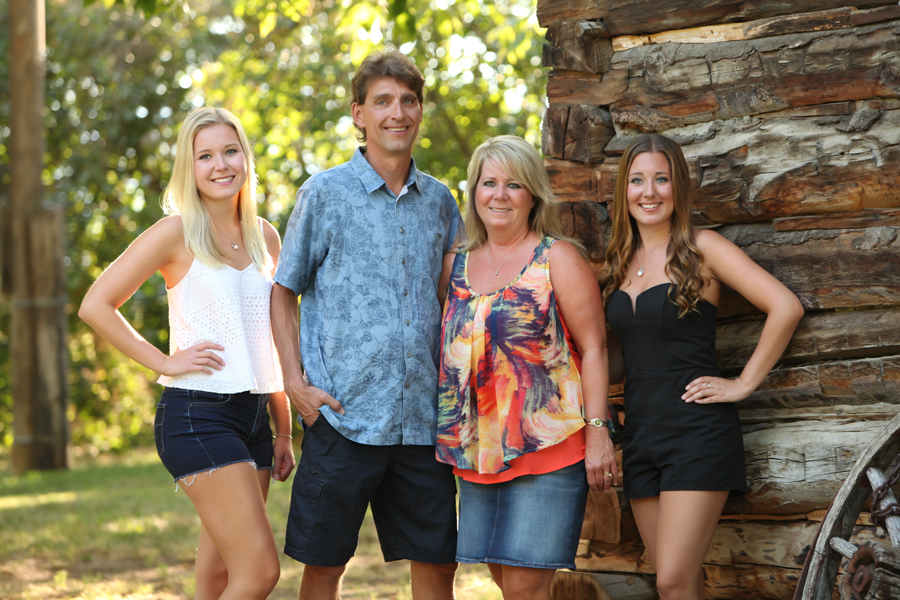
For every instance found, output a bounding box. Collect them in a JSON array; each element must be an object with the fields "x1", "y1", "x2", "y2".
[{"x1": 537, "y1": 2, "x2": 900, "y2": 599}]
